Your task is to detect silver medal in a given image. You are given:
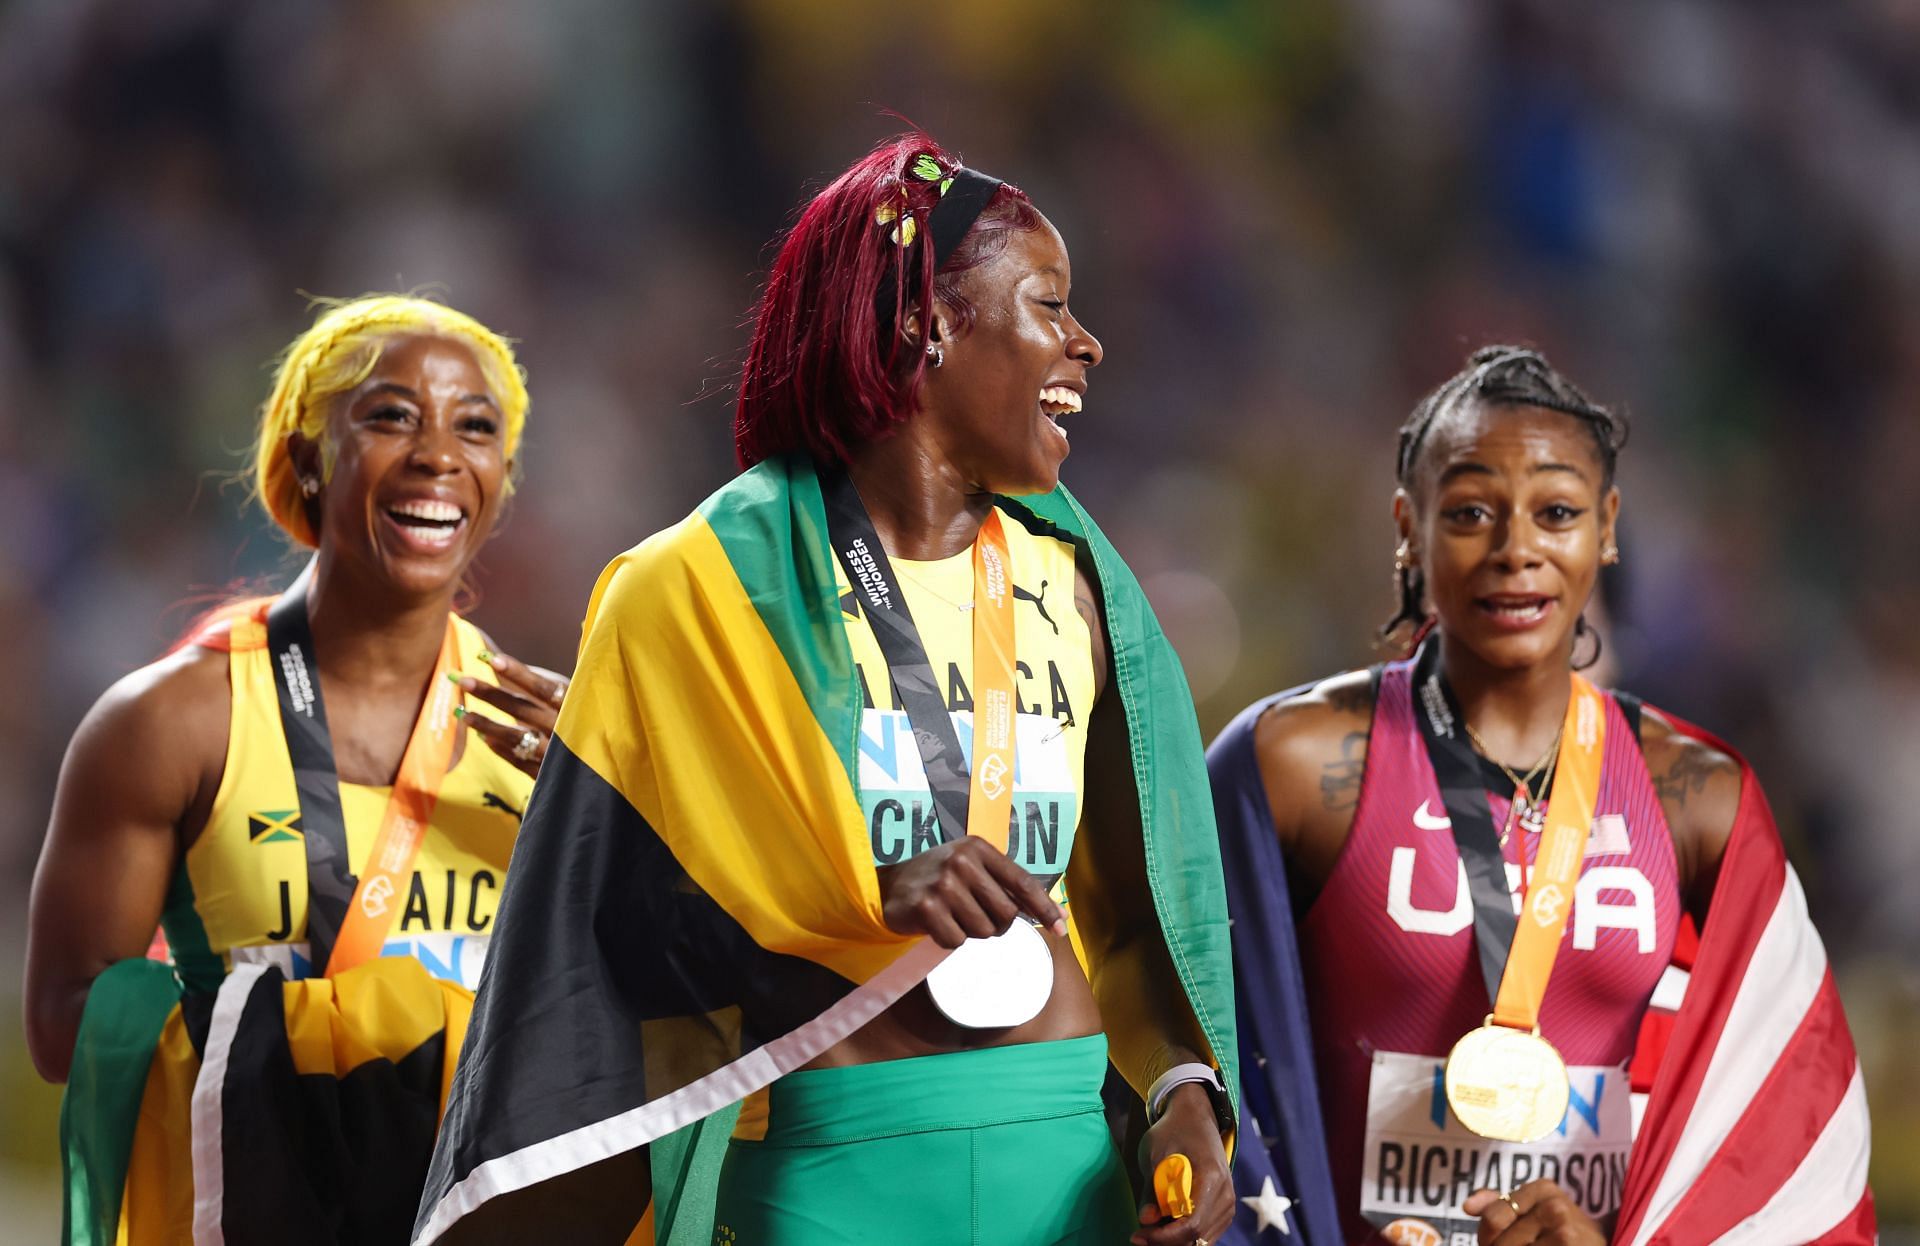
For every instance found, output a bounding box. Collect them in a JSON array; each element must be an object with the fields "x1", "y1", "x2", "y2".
[{"x1": 924, "y1": 918, "x2": 1055, "y2": 1028}]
